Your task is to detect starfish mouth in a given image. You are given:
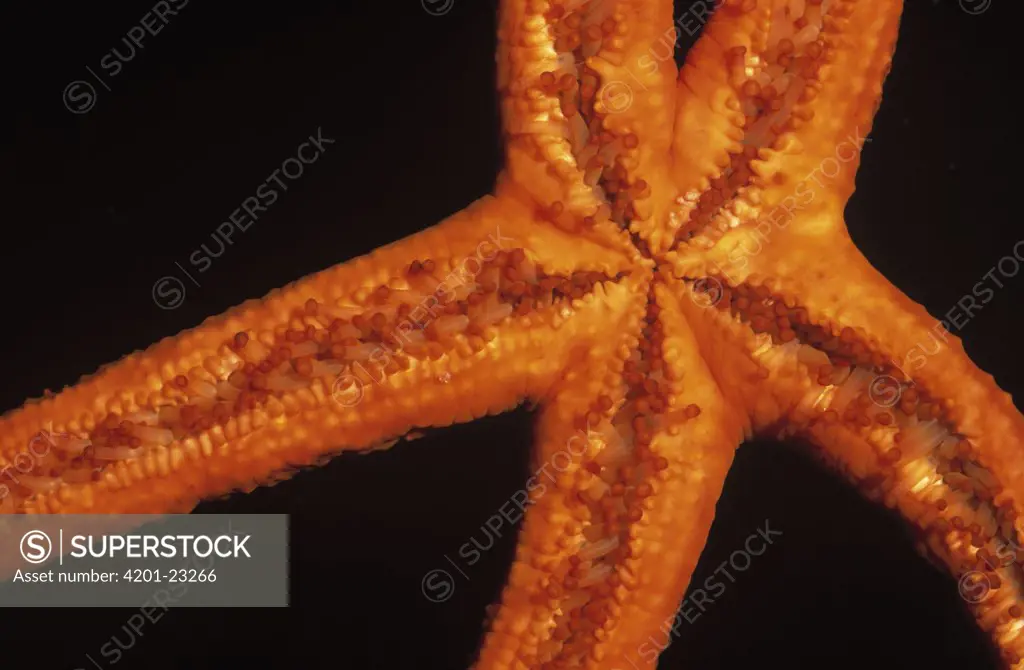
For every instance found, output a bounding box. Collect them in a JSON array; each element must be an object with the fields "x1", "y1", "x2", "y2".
[
  {"x1": 688, "y1": 277, "x2": 1024, "y2": 662},
  {"x1": 0, "y1": 238, "x2": 628, "y2": 515}
]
